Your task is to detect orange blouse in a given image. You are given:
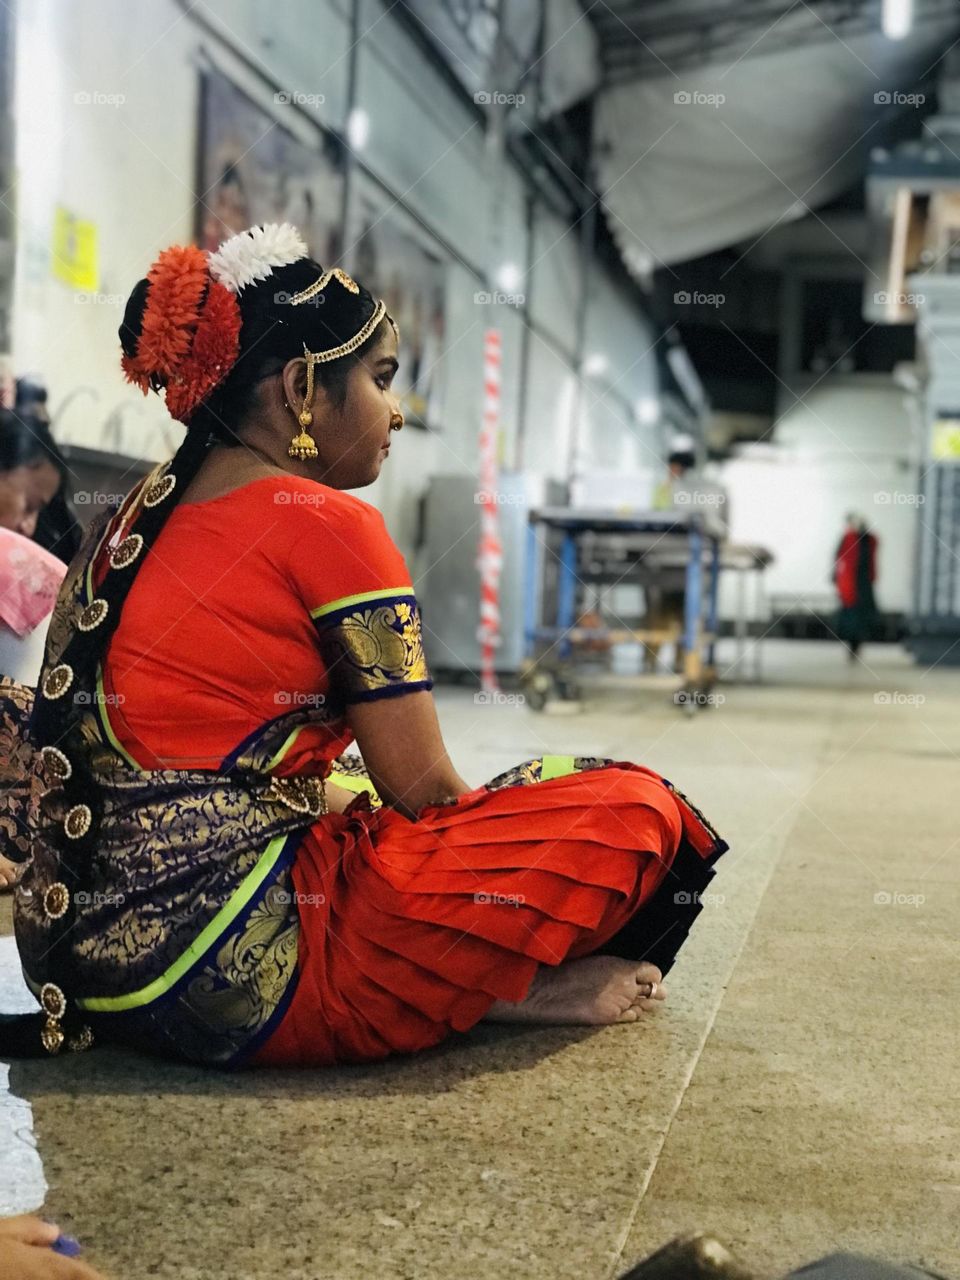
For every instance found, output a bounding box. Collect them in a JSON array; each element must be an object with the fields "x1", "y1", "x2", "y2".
[{"x1": 96, "y1": 475, "x2": 432, "y2": 776}]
